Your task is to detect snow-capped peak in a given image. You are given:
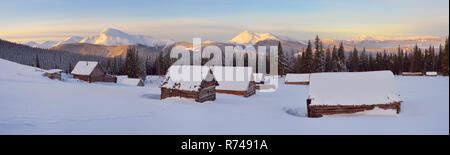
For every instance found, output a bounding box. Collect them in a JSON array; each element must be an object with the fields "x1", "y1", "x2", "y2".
[
  {"x1": 54, "y1": 36, "x2": 84, "y2": 46},
  {"x1": 24, "y1": 41, "x2": 58, "y2": 49},
  {"x1": 41, "y1": 28, "x2": 176, "y2": 47},
  {"x1": 228, "y1": 30, "x2": 299, "y2": 45},
  {"x1": 76, "y1": 27, "x2": 175, "y2": 47}
]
